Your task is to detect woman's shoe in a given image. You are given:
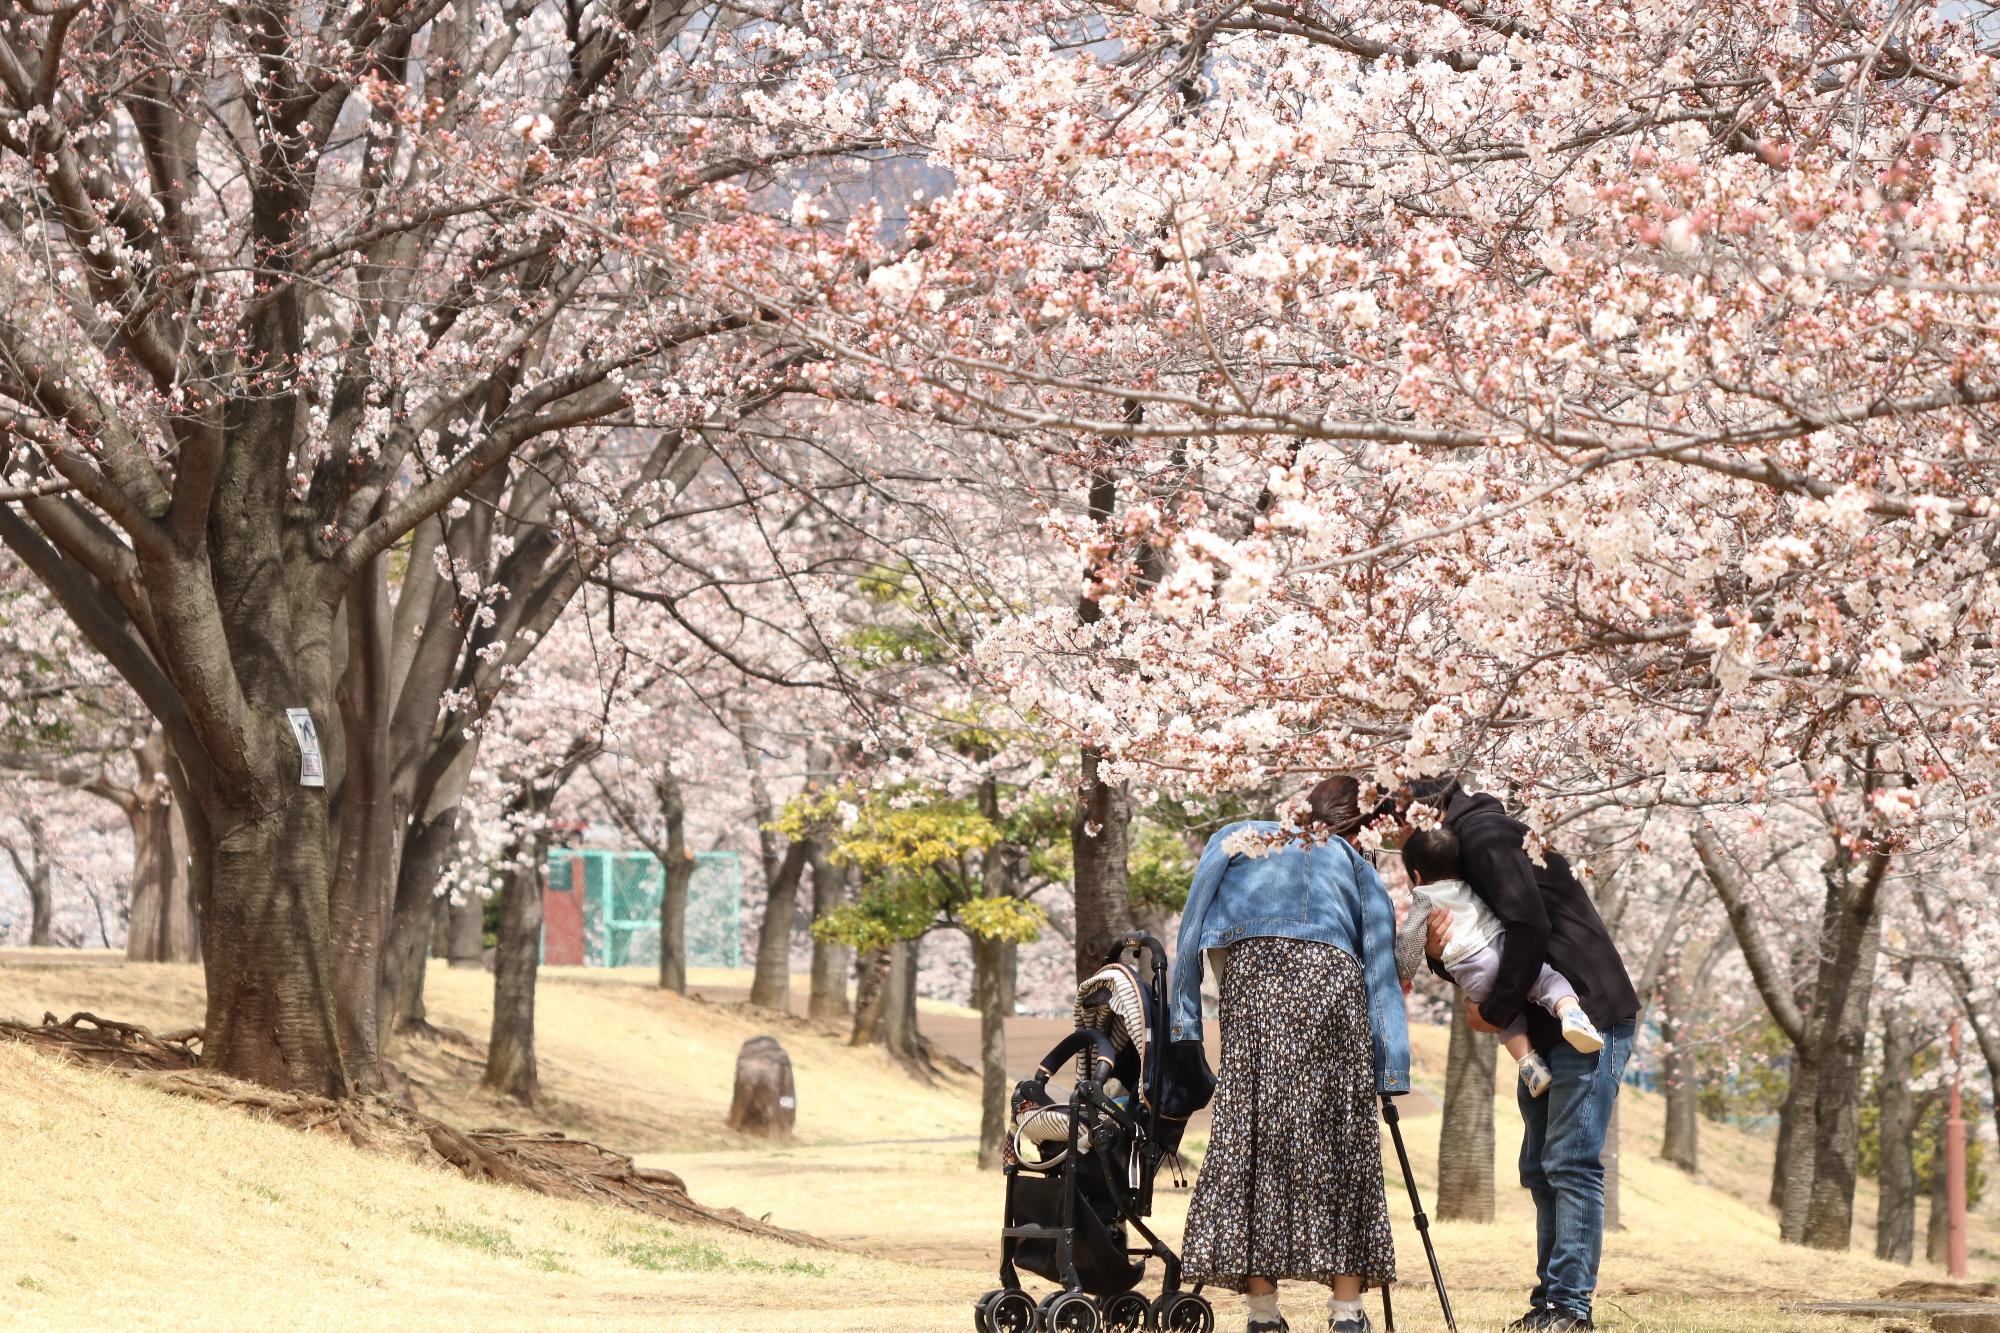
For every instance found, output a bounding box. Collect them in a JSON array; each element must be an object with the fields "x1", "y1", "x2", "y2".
[
  {"x1": 1247, "y1": 1318, "x2": 1289, "y2": 1333},
  {"x1": 1327, "y1": 1313, "x2": 1373, "y2": 1333}
]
